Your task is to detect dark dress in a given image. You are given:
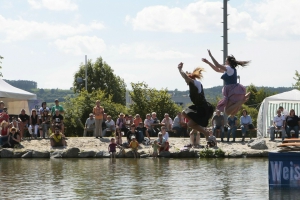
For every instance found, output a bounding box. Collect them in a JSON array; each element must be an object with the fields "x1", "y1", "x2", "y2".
[
  {"x1": 184, "y1": 81, "x2": 214, "y2": 127},
  {"x1": 2, "y1": 132, "x2": 20, "y2": 148}
]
